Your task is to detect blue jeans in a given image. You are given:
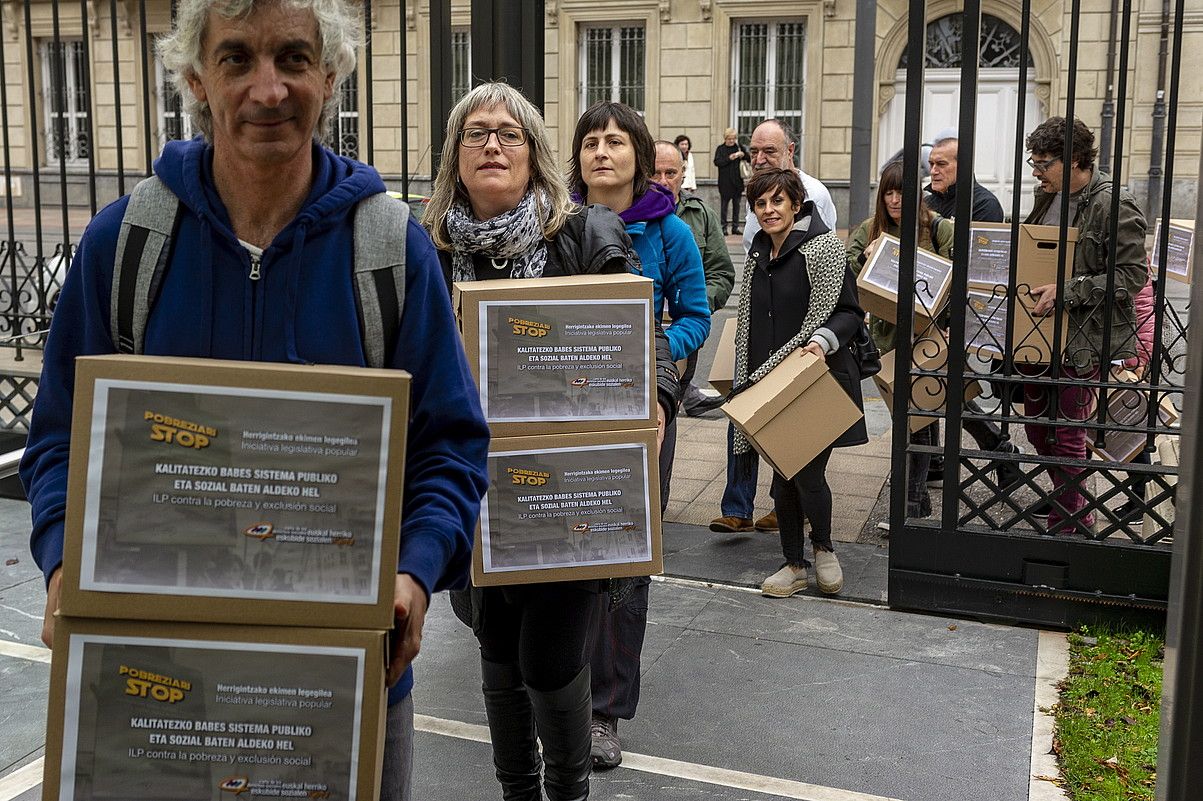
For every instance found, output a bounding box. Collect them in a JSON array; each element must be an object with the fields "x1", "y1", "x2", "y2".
[{"x1": 720, "y1": 422, "x2": 759, "y2": 519}]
